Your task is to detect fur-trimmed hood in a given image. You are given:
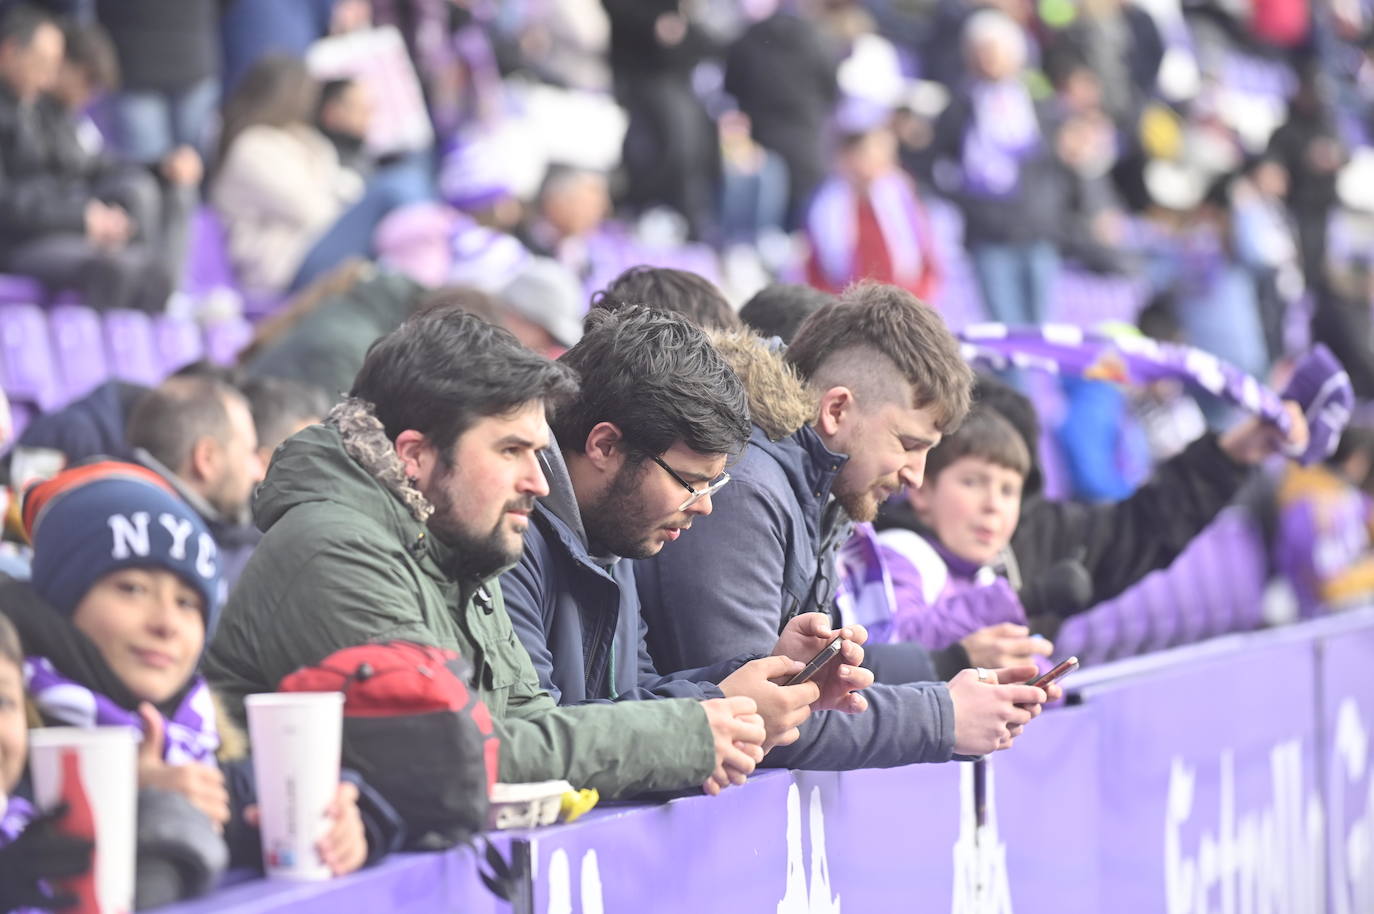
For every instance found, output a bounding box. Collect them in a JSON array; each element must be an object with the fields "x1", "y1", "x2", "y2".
[{"x1": 708, "y1": 329, "x2": 817, "y2": 442}]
